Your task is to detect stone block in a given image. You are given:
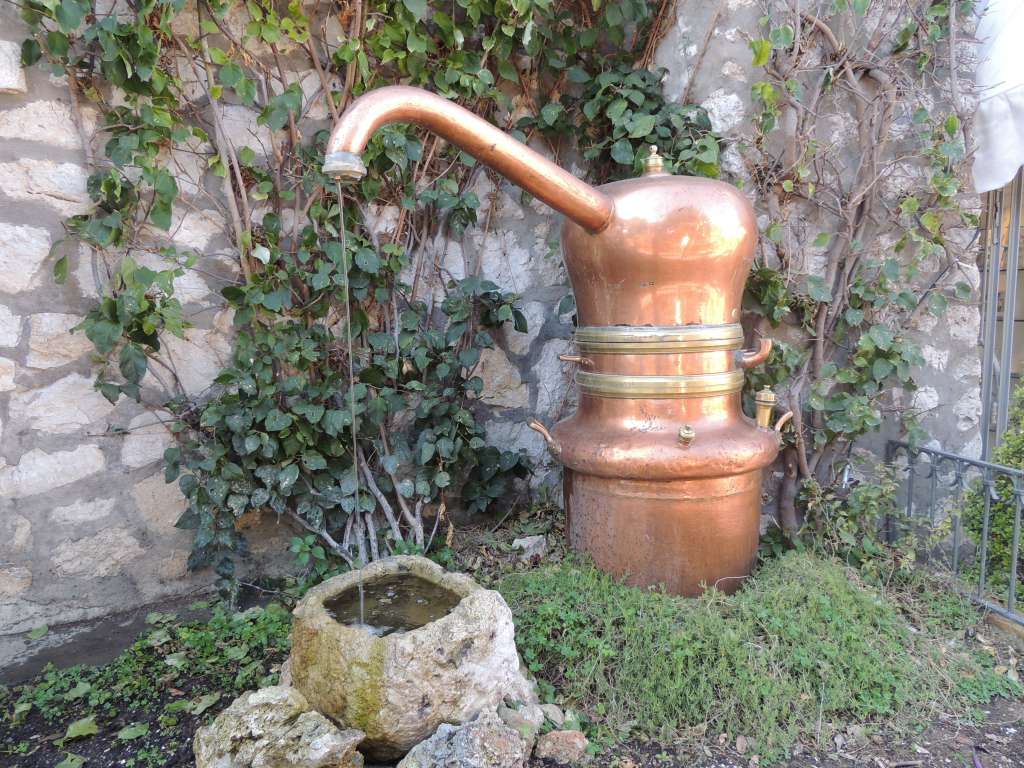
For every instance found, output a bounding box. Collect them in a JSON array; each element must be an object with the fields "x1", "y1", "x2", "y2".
[
  {"x1": 0, "y1": 41, "x2": 26, "y2": 94},
  {"x1": 0, "y1": 357, "x2": 15, "y2": 392},
  {"x1": 52, "y1": 527, "x2": 144, "y2": 578},
  {"x1": 0, "y1": 567, "x2": 32, "y2": 599},
  {"x1": 132, "y1": 471, "x2": 188, "y2": 531},
  {"x1": 0, "y1": 159, "x2": 91, "y2": 216},
  {"x1": 0, "y1": 445, "x2": 105, "y2": 498},
  {"x1": 0, "y1": 222, "x2": 51, "y2": 294},
  {"x1": 51, "y1": 497, "x2": 117, "y2": 525},
  {"x1": 26, "y1": 313, "x2": 92, "y2": 368},
  {"x1": 0, "y1": 100, "x2": 80, "y2": 149},
  {"x1": 0, "y1": 305, "x2": 22, "y2": 347},
  {"x1": 11, "y1": 373, "x2": 113, "y2": 434},
  {"x1": 120, "y1": 411, "x2": 174, "y2": 468},
  {"x1": 477, "y1": 347, "x2": 528, "y2": 409}
]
